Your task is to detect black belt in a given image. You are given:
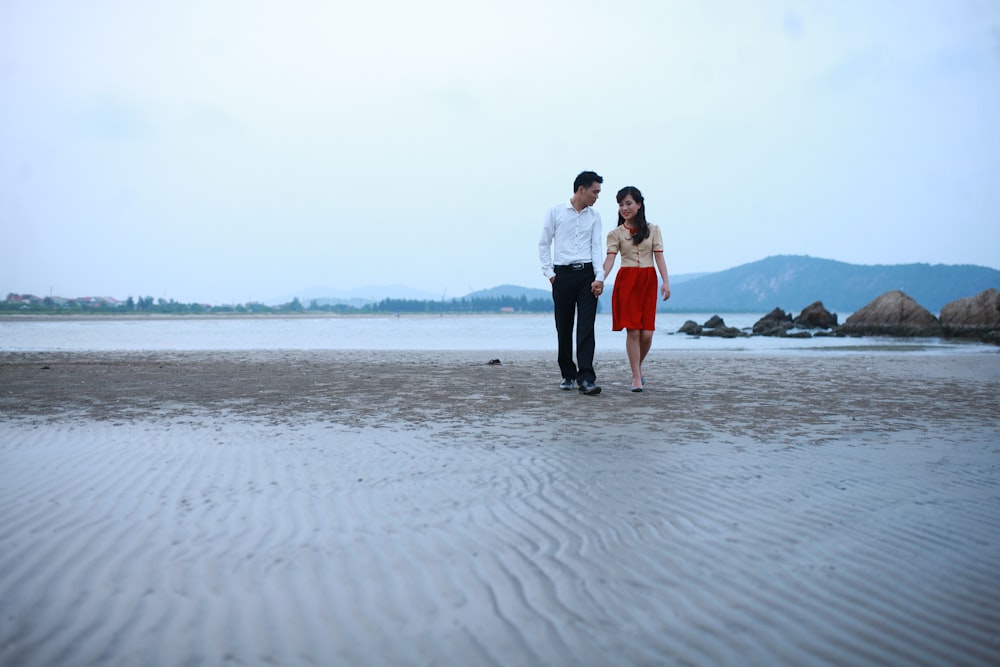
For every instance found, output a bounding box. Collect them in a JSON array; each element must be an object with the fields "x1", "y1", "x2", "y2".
[{"x1": 554, "y1": 262, "x2": 593, "y2": 272}]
